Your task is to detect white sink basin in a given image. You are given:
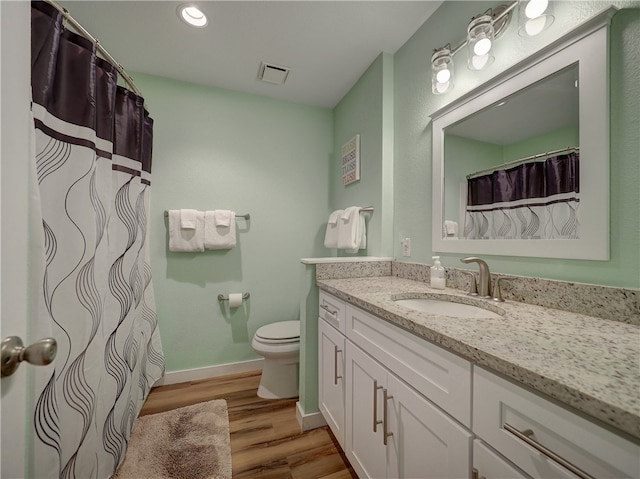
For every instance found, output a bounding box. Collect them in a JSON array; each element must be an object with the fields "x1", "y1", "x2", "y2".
[{"x1": 394, "y1": 298, "x2": 502, "y2": 319}]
